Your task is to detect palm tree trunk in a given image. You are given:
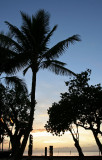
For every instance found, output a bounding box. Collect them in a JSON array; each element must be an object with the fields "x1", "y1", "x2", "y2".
[
  {"x1": 13, "y1": 71, "x2": 36, "y2": 160},
  {"x1": 92, "y1": 130, "x2": 102, "y2": 155},
  {"x1": 69, "y1": 129, "x2": 84, "y2": 157}
]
